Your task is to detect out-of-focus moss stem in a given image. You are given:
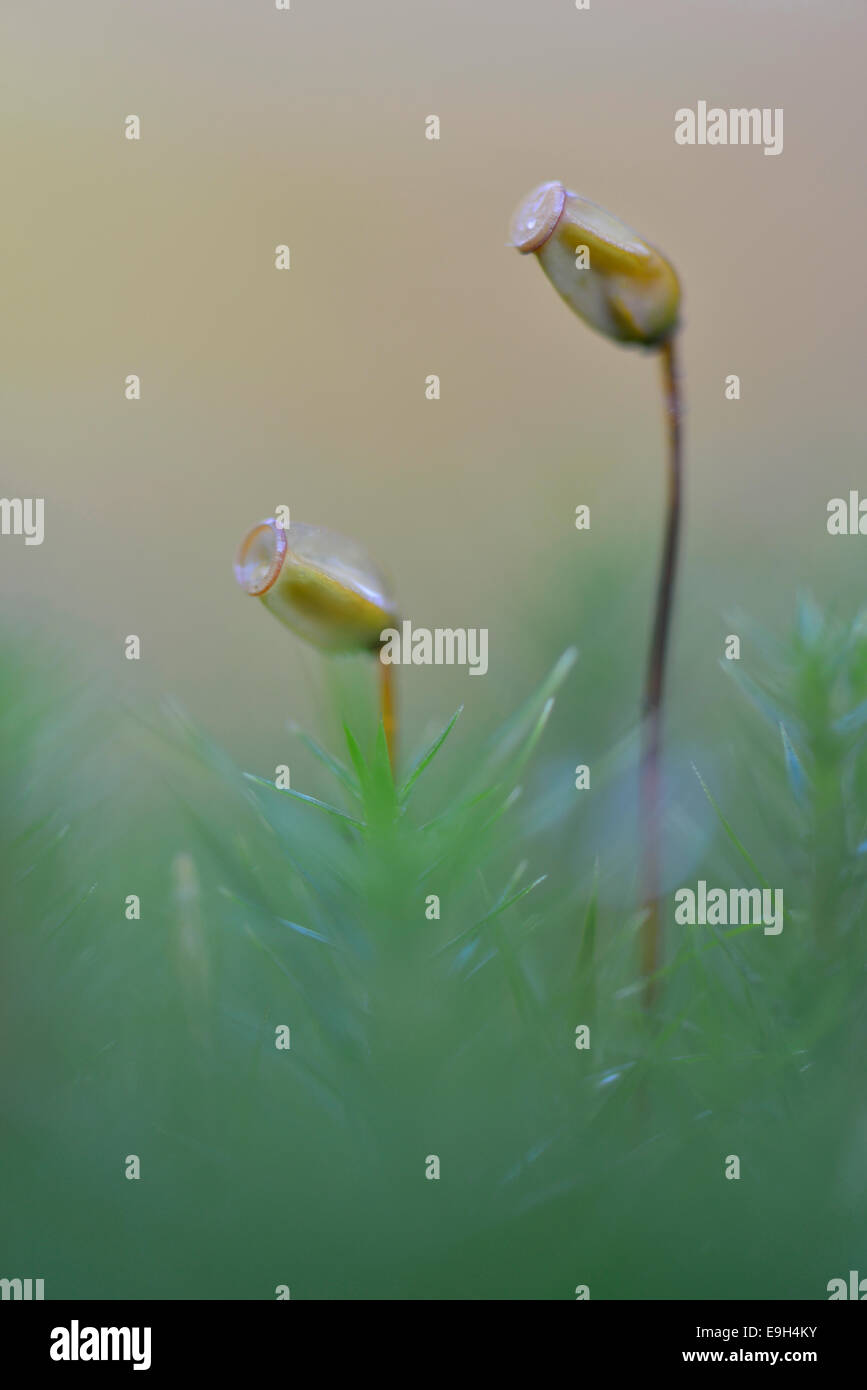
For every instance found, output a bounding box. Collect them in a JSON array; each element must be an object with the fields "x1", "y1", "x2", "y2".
[
  {"x1": 639, "y1": 336, "x2": 683, "y2": 1007},
  {"x1": 379, "y1": 657, "x2": 397, "y2": 771}
]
